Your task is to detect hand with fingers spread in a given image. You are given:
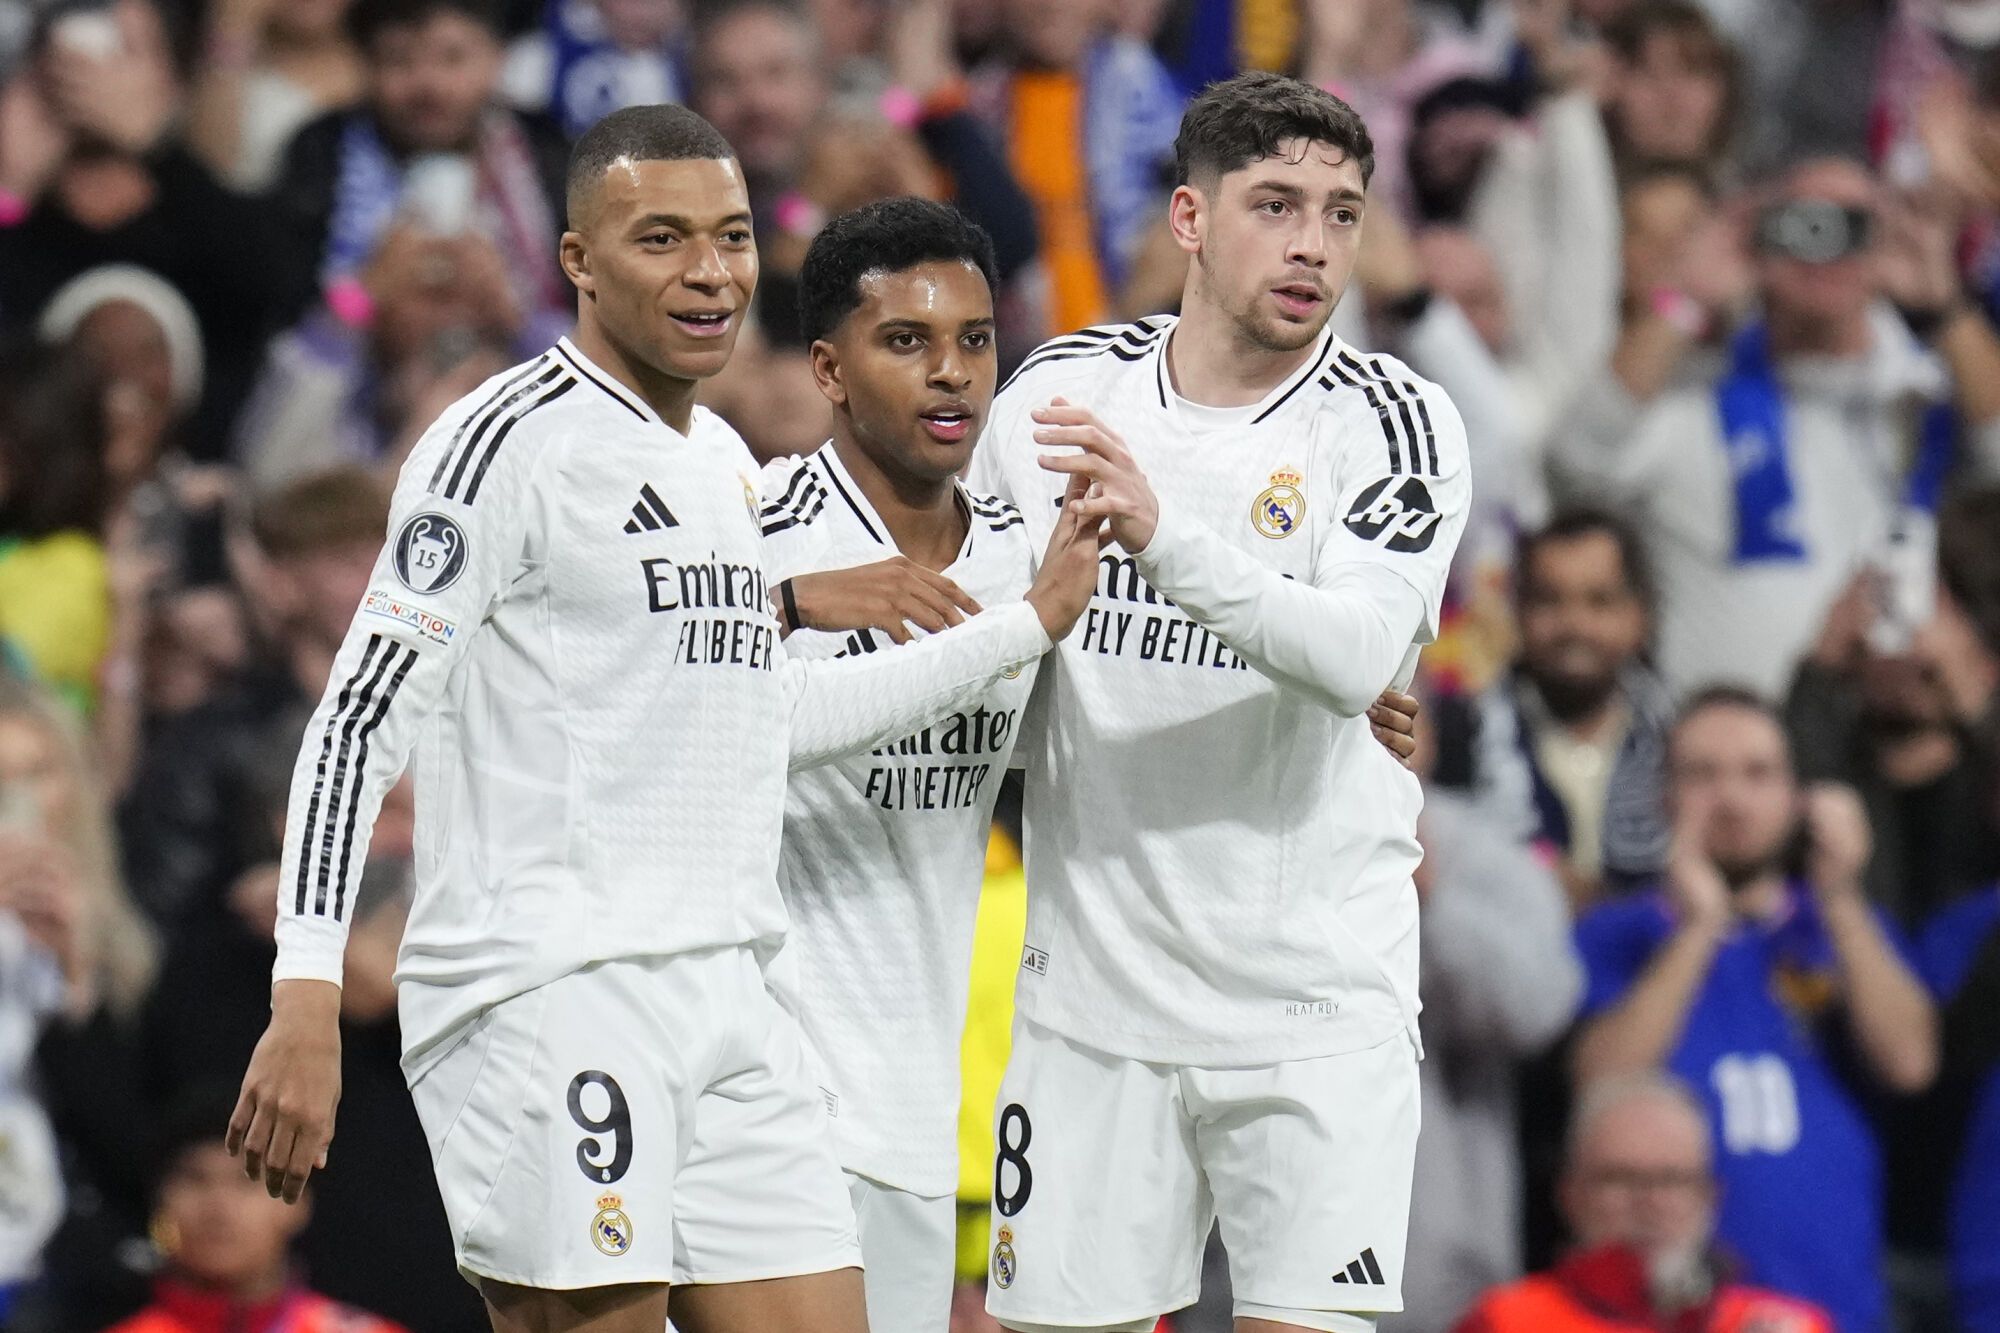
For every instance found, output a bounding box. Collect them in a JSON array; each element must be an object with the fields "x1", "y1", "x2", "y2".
[
  {"x1": 1034, "y1": 397, "x2": 1159, "y2": 554},
  {"x1": 228, "y1": 978, "x2": 342, "y2": 1203},
  {"x1": 1023, "y1": 475, "x2": 1110, "y2": 641},
  {"x1": 1369, "y1": 689, "x2": 1421, "y2": 767},
  {"x1": 780, "y1": 555, "x2": 982, "y2": 643}
]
